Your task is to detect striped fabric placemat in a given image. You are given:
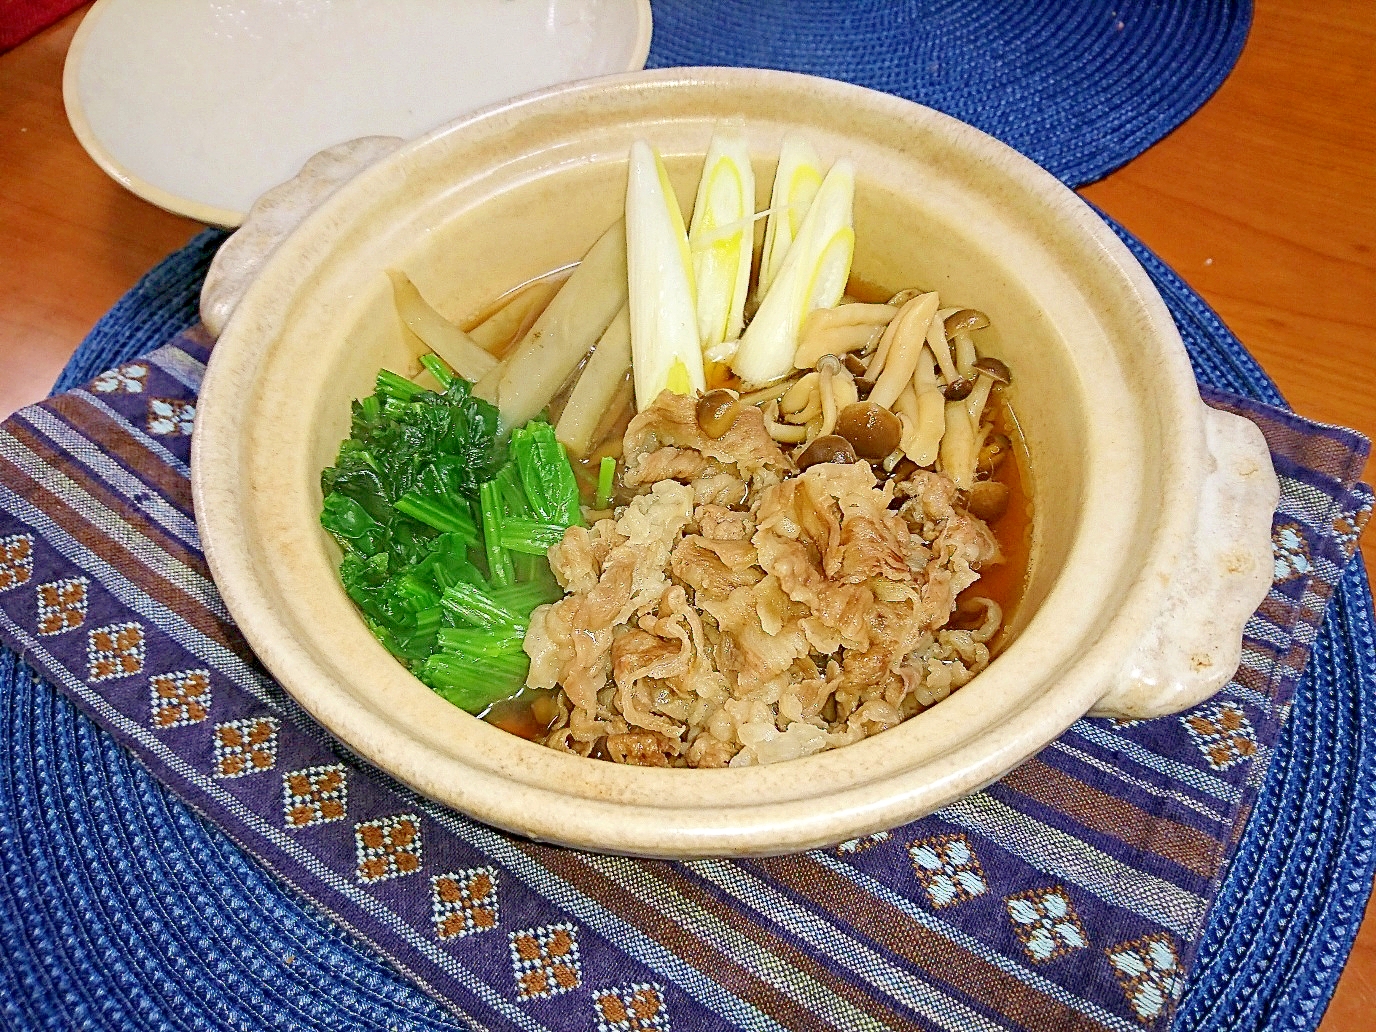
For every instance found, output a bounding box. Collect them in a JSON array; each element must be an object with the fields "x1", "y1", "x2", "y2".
[{"x1": 0, "y1": 312, "x2": 1368, "y2": 1030}]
